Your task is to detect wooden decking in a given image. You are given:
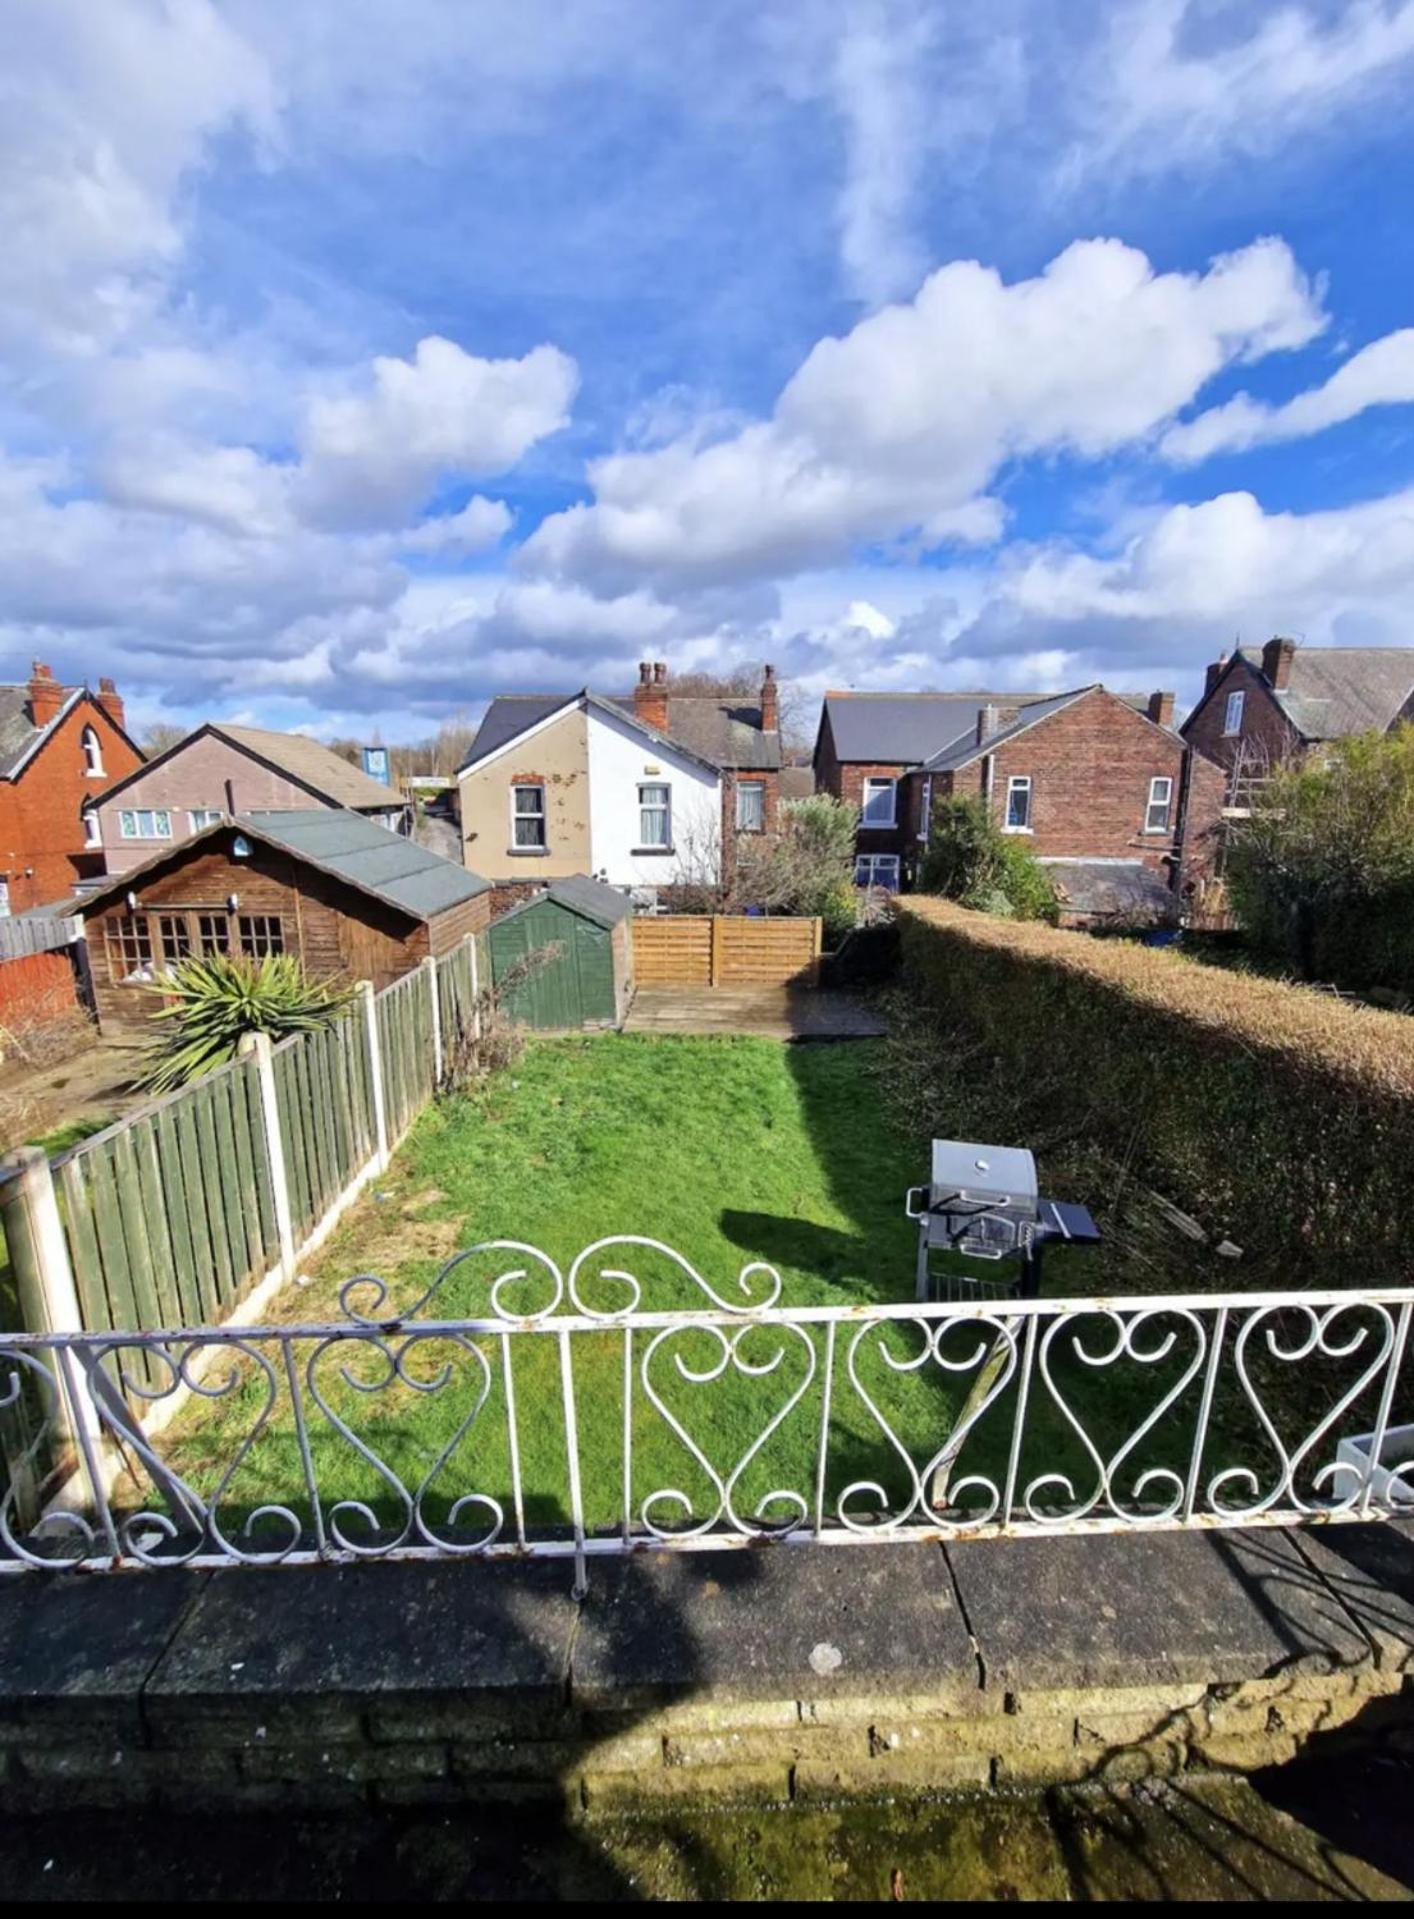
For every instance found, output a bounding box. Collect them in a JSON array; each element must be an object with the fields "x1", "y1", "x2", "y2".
[{"x1": 622, "y1": 985, "x2": 887, "y2": 1040}]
